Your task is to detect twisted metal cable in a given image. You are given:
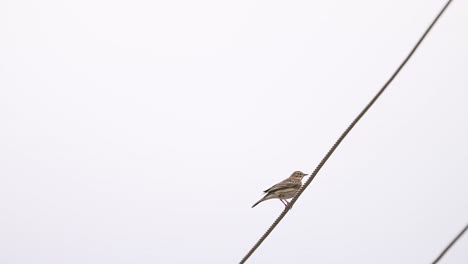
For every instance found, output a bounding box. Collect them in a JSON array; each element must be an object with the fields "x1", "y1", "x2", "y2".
[
  {"x1": 240, "y1": 0, "x2": 454, "y2": 263},
  {"x1": 432, "y1": 223, "x2": 468, "y2": 264}
]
